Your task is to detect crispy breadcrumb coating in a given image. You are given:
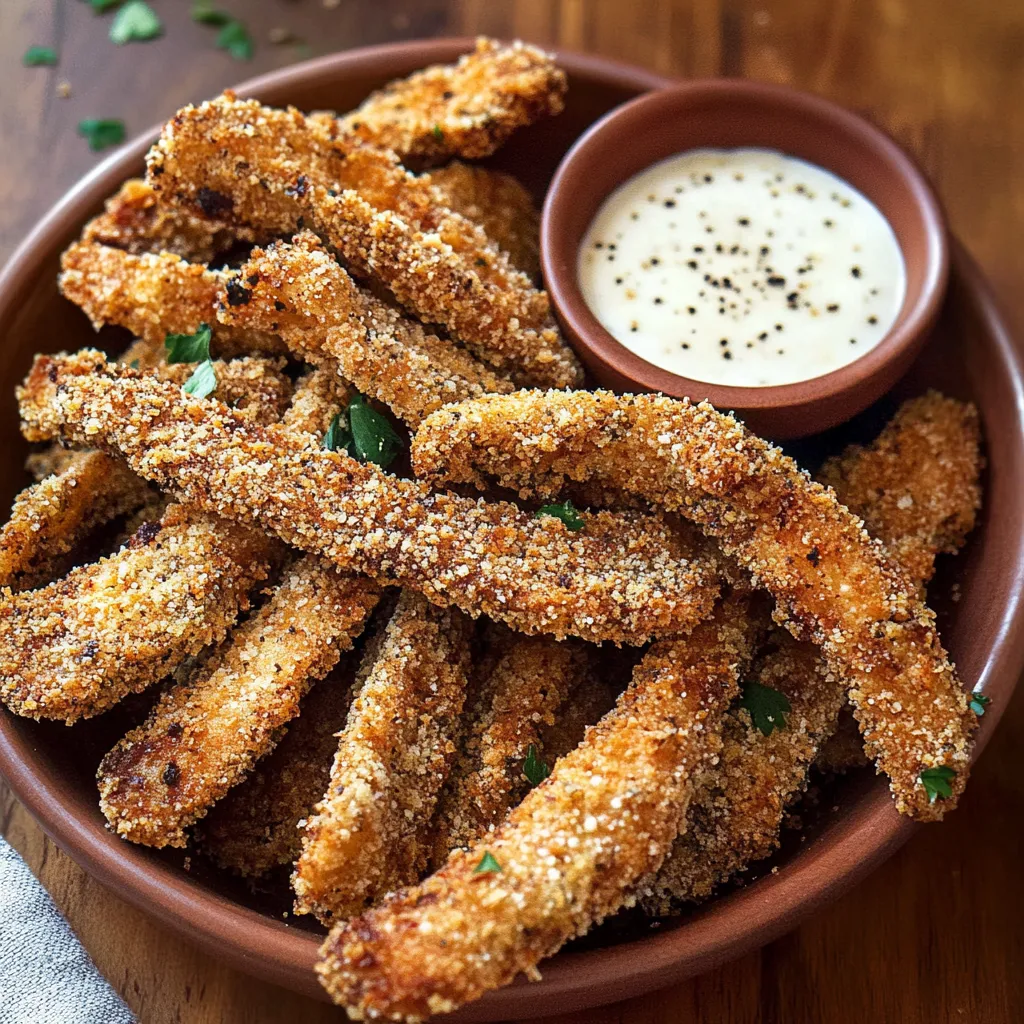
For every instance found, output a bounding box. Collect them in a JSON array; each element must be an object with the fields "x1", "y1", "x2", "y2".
[
  {"x1": 199, "y1": 662, "x2": 356, "y2": 877},
  {"x1": 59, "y1": 241, "x2": 286, "y2": 359},
  {"x1": 0, "y1": 503, "x2": 276, "y2": 723},
  {"x1": 81, "y1": 178, "x2": 256, "y2": 263},
  {"x1": 411, "y1": 390, "x2": 976, "y2": 820},
  {"x1": 219, "y1": 233, "x2": 514, "y2": 427},
  {"x1": 97, "y1": 556, "x2": 380, "y2": 848},
  {"x1": 428, "y1": 162, "x2": 540, "y2": 278},
  {"x1": 145, "y1": 94, "x2": 581, "y2": 388},
  {"x1": 21, "y1": 355, "x2": 719, "y2": 644},
  {"x1": 317, "y1": 594, "x2": 756, "y2": 1020},
  {"x1": 326, "y1": 38, "x2": 566, "y2": 166},
  {"x1": 0, "y1": 452, "x2": 153, "y2": 591},
  {"x1": 293, "y1": 591, "x2": 473, "y2": 923},
  {"x1": 640, "y1": 393, "x2": 983, "y2": 911},
  {"x1": 429, "y1": 635, "x2": 592, "y2": 867}
]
